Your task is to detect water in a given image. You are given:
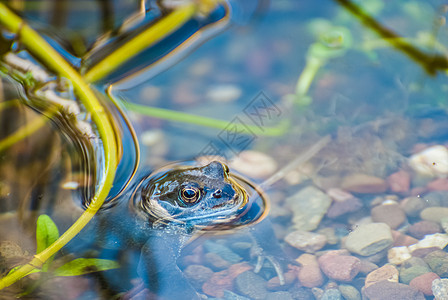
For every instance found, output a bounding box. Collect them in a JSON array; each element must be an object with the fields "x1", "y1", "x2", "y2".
[{"x1": 1, "y1": 0, "x2": 448, "y2": 299}]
